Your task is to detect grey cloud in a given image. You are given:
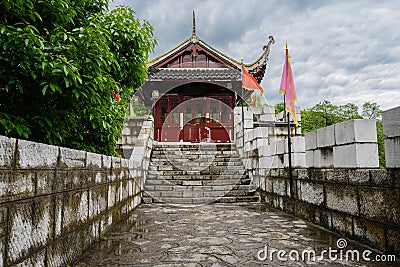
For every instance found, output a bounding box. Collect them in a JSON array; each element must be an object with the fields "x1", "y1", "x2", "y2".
[{"x1": 109, "y1": 0, "x2": 400, "y2": 111}]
